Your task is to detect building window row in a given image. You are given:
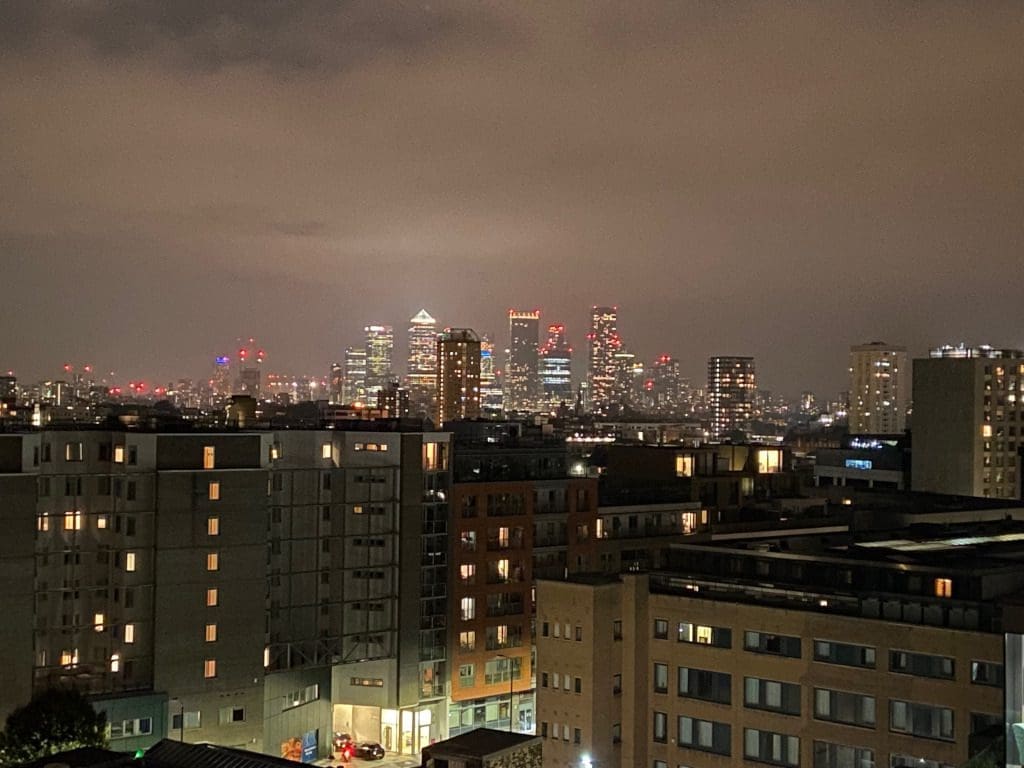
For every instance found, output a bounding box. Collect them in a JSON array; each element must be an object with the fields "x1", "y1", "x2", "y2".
[
  {"x1": 540, "y1": 722, "x2": 581, "y2": 745},
  {"x1": 542, "y1": 621, "x2": 583, "y2": 641}
]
